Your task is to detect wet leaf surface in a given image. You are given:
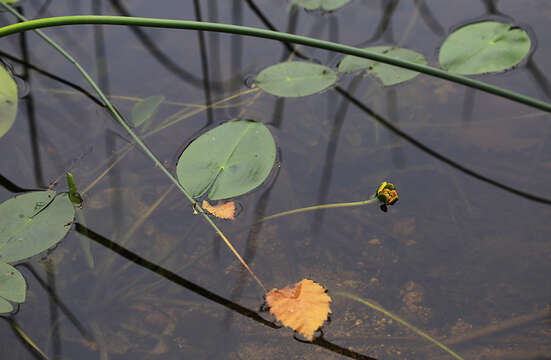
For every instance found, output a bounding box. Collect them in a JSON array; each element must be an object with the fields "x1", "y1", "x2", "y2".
[
  {"x1": 292, "y1": 0, "x2": 351, "y2": 11},
  {"x1": 0, "y1": 191, "x2": 75, "y2": 262},
  {"x1": 254, "y1": 62, "x2": 337, "y2": 98},
  {"x1": 177, "y1": 120, "x2": 276, "y2": 200},
  {"x1": 266, "y1": 279, "x2": 331, "y2": 341},
  {"x1": 0, "y1": 64, "x2": 17, "y2": 139},
  {"x1": 339, "y1": 46, "x2": 426, "y2": 85},
  {"x1": 201, "y1": 200, "x2": 235, "y2": 220},
  {"x1": 439, "y1": 21, "x2": 531, "y2": 74},
  {"x1": 0, "y1": 263, "x2": 25, "y2": 313}
]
